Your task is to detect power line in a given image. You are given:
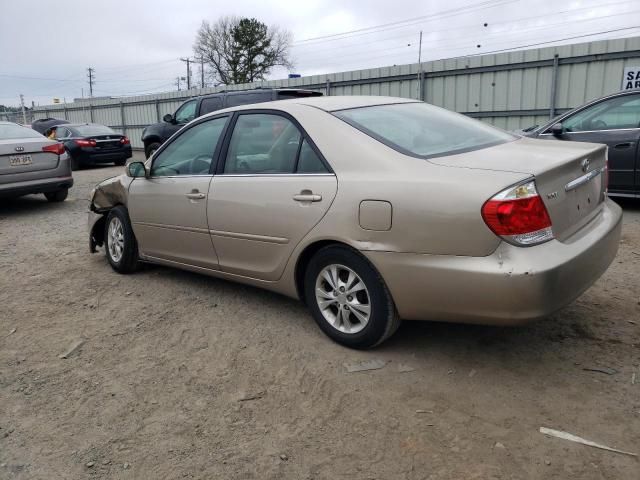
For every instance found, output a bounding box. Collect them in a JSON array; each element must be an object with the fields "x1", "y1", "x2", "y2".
[{"x1": 293, "y1": 0, "x2": 518, "y2": 44}]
